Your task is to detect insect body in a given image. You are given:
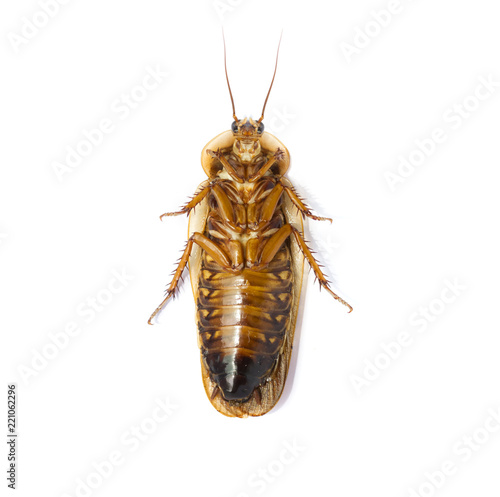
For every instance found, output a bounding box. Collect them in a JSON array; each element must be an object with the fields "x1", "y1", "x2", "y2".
[{"x1": 148, "y1": 37, "x2": 352, "y2": 417}]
